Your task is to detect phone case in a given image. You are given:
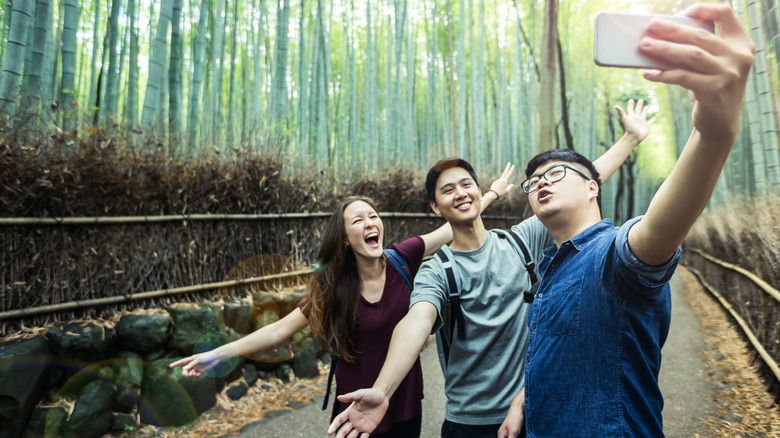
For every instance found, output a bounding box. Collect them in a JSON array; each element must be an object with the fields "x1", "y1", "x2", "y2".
[{"x1": 594, "y1": 12, "x2": 714, "y2": 70}]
